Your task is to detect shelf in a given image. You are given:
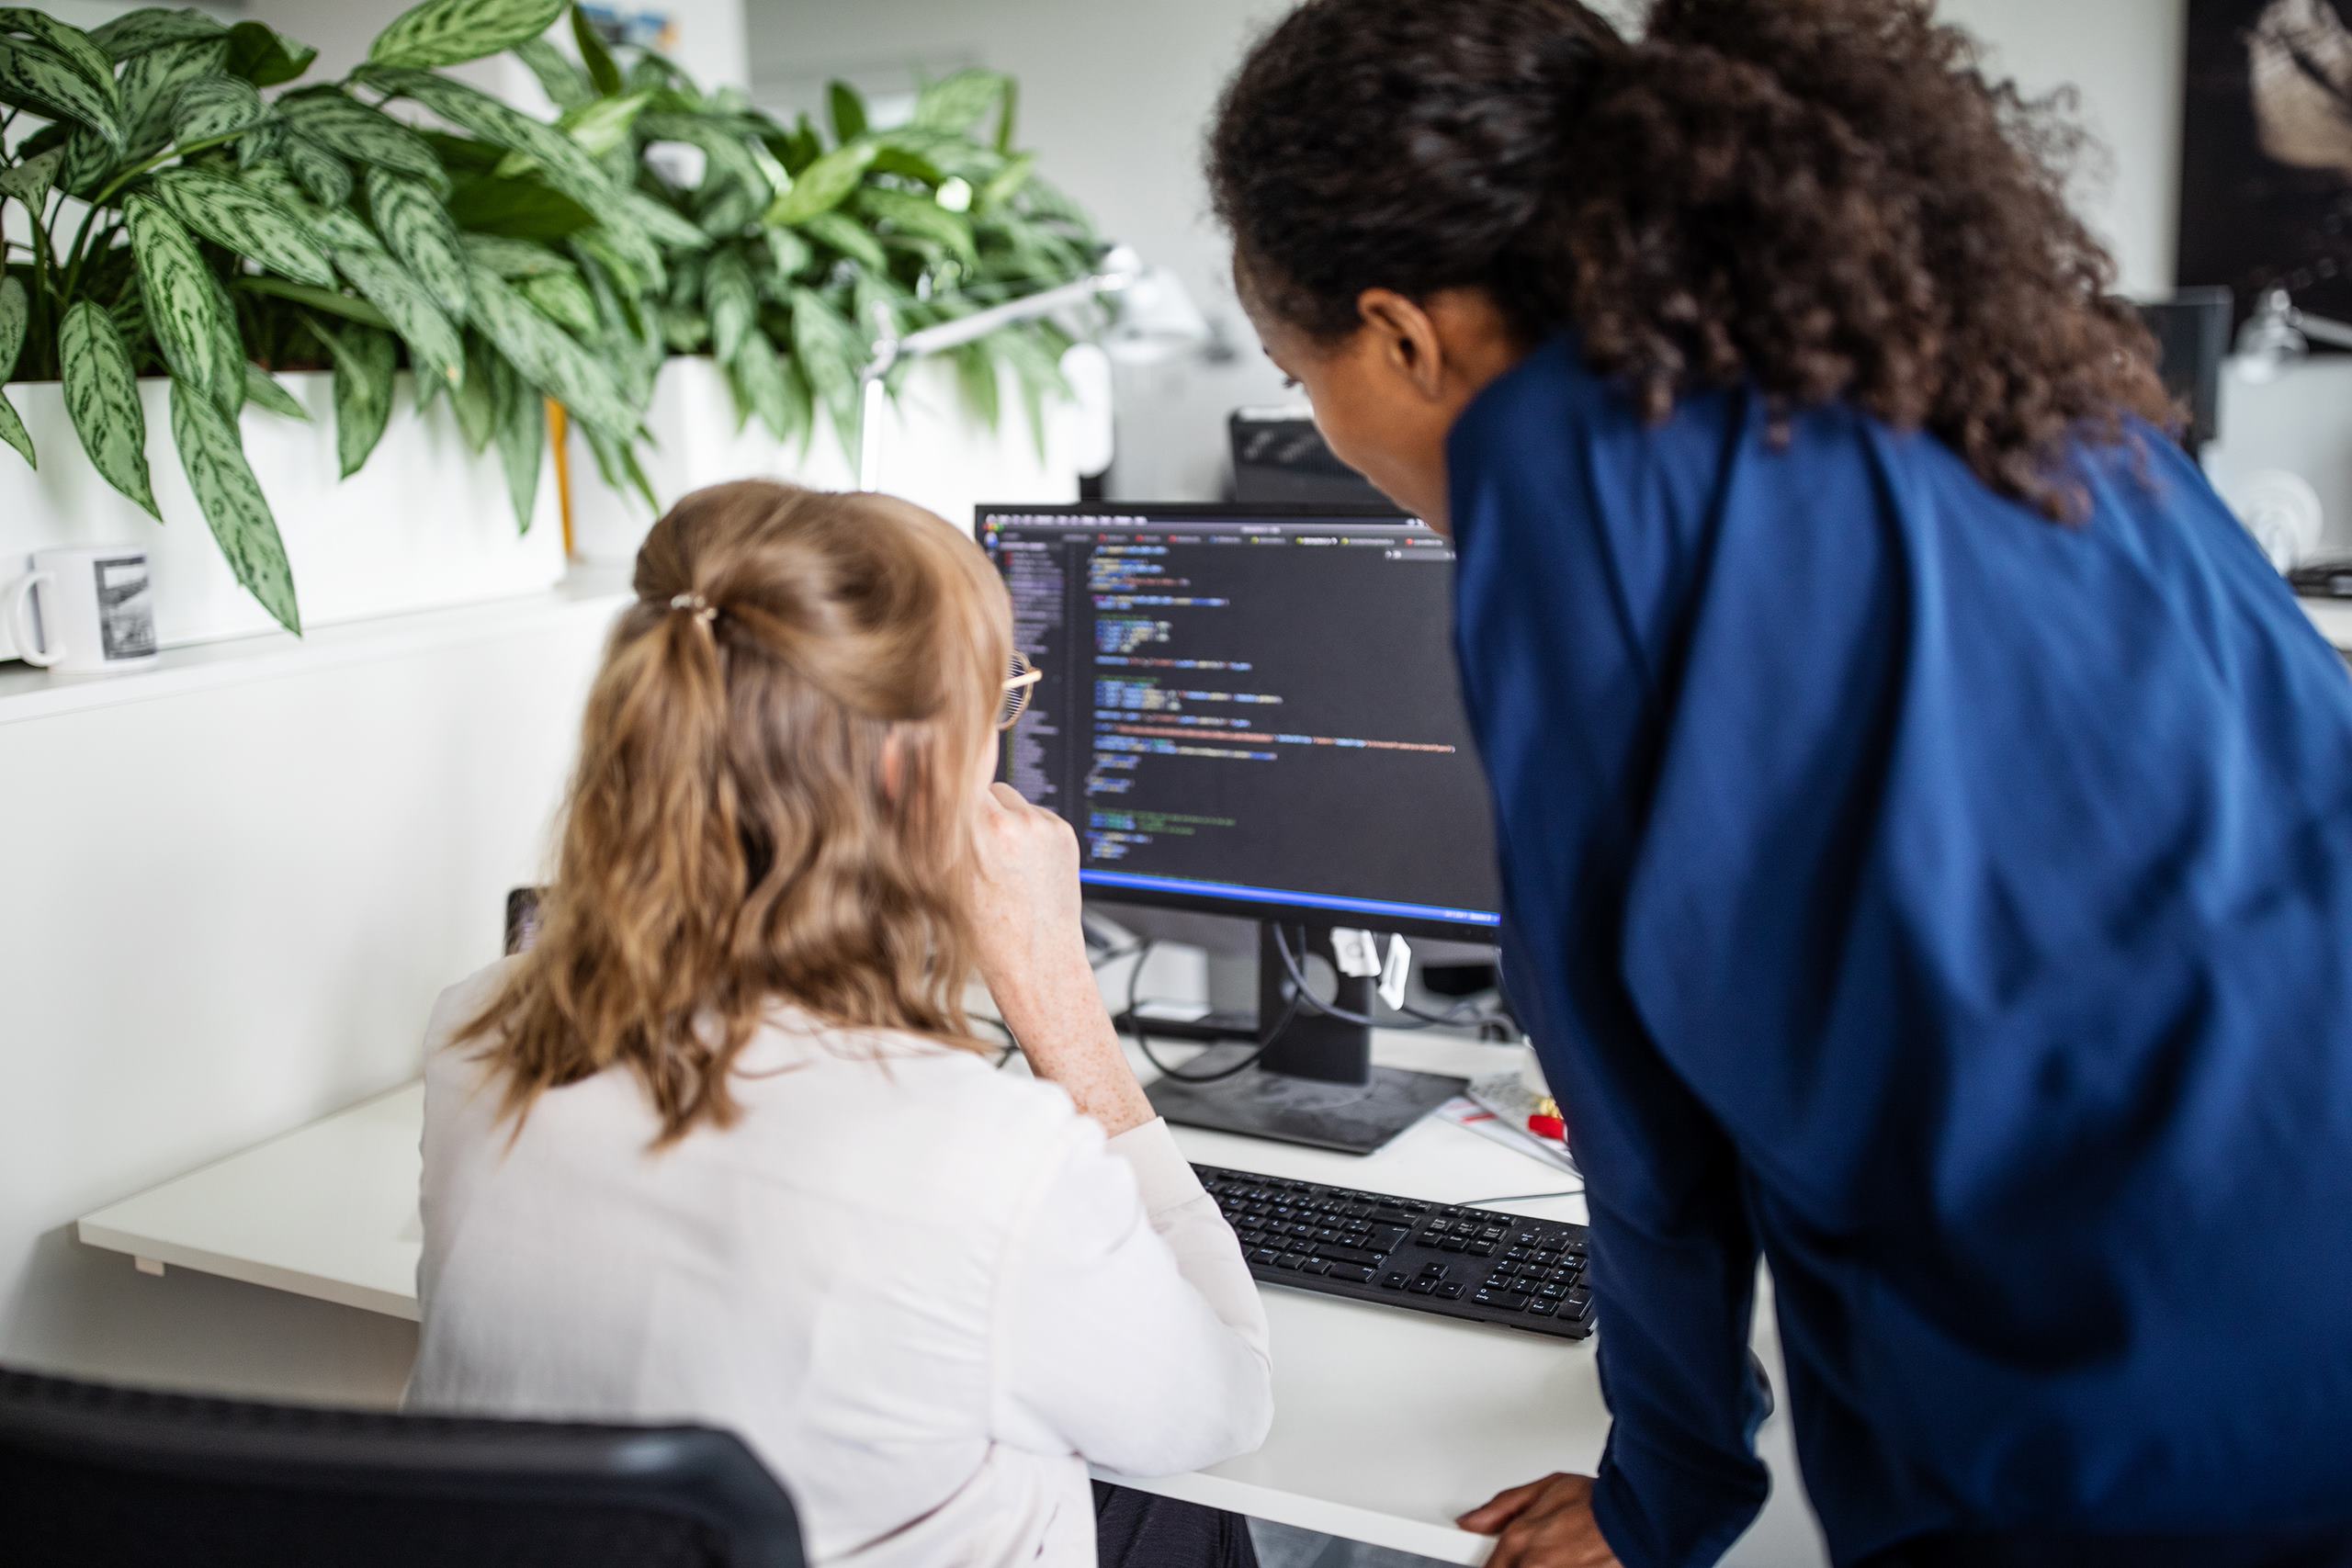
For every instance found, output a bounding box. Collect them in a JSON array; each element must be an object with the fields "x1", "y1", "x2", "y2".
[{"x1": 0, "y1": 566, "x2": 633, "y2": 728}]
